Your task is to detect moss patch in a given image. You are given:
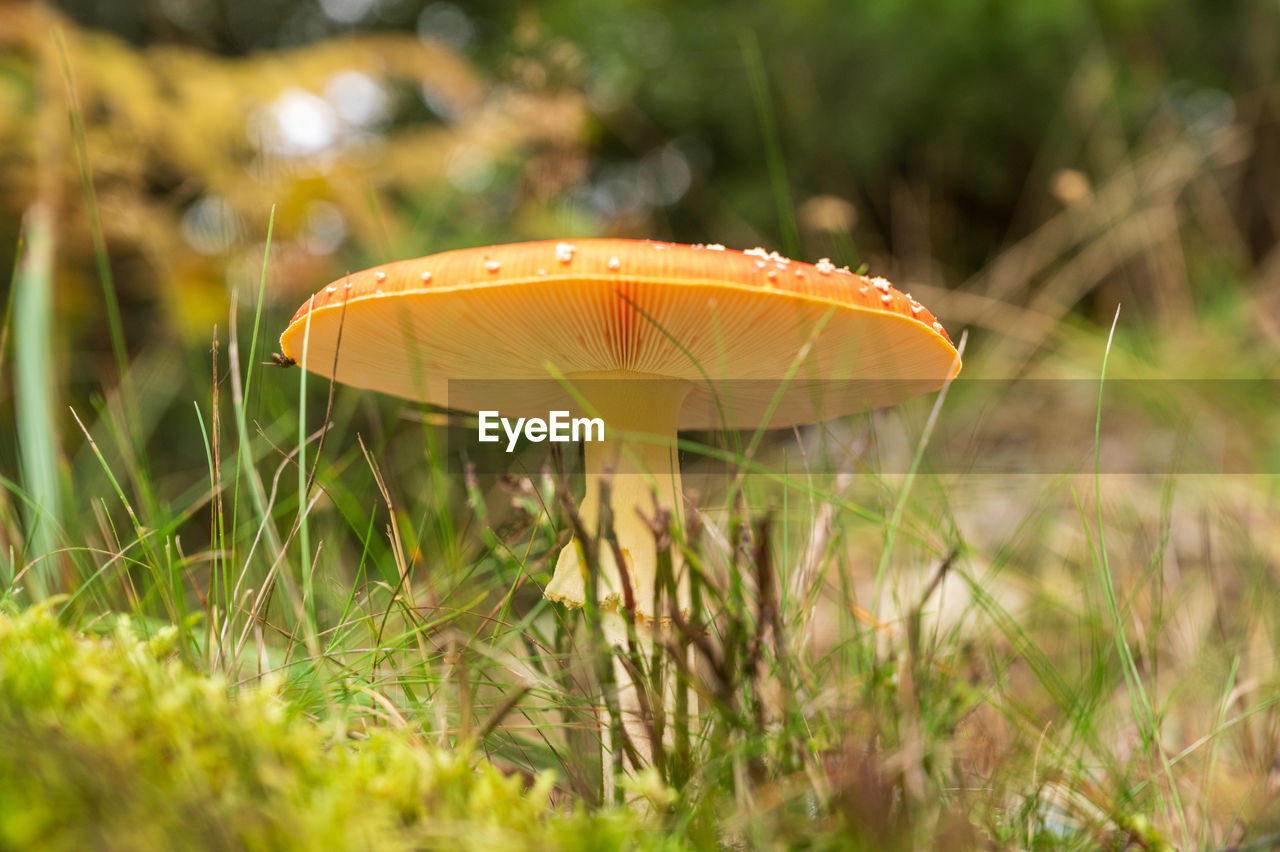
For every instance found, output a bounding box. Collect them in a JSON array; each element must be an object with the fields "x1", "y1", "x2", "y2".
[{"x1": 0, "y1": 605, "x2": 659, "y2": 851}]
